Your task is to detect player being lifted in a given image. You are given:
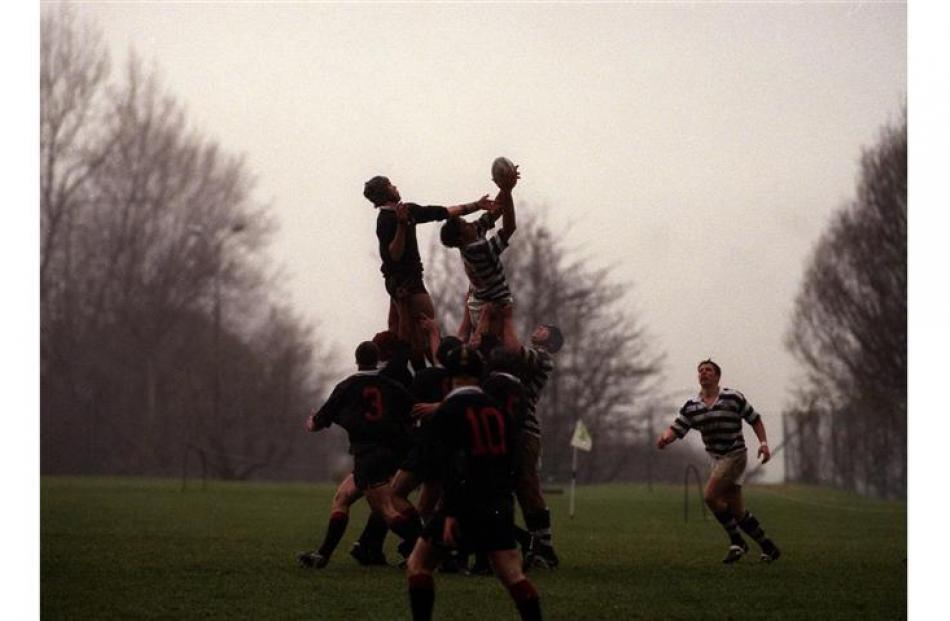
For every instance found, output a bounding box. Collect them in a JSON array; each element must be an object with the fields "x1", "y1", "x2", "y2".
[
  {"x1": 656, "y1": 359, "x2": 781, "y2": 564},
  {"x1": 406, "y1": 345, "x2": 542, "y2": 621},
  {"x1": 297, "y1": 341, "x2": 422, "y2": 569},
  {"x1": 364, "y1": 176, "x2": 494, "y2": 368},
  {"x1": 439, "y1": 159, "x2": 520, "y2": 351}
]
